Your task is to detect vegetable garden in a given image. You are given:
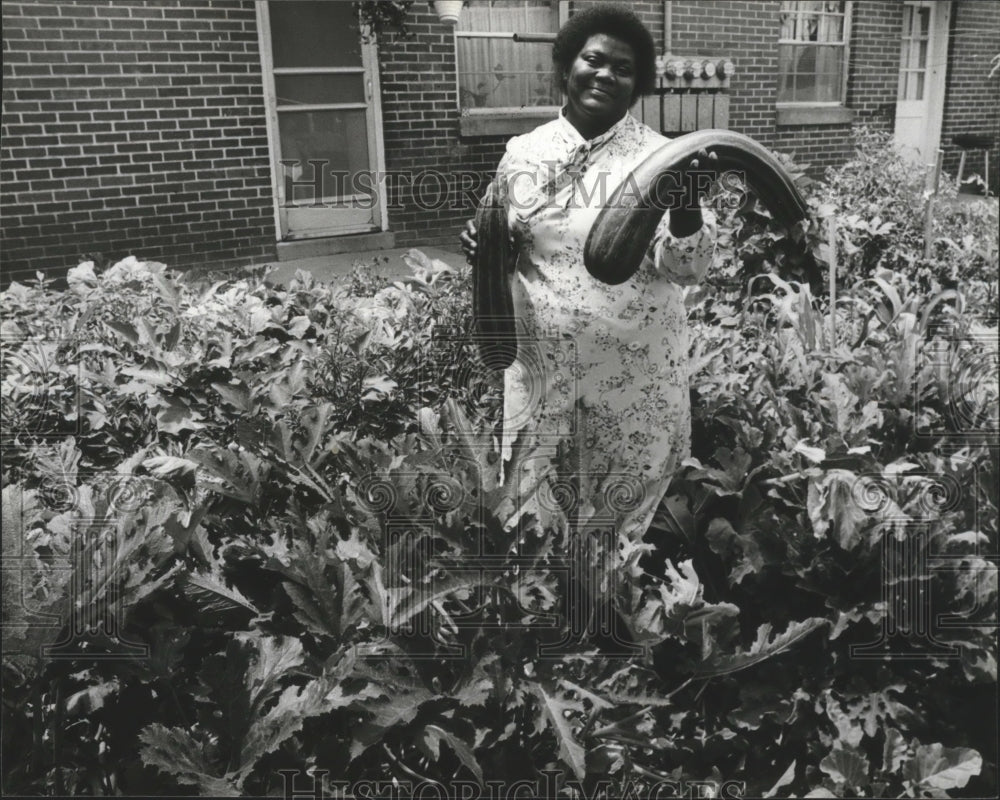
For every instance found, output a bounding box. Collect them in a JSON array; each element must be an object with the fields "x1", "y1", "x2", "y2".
[{"x1": 1, "y1": 130, "x2": 997, "y2": 797}]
